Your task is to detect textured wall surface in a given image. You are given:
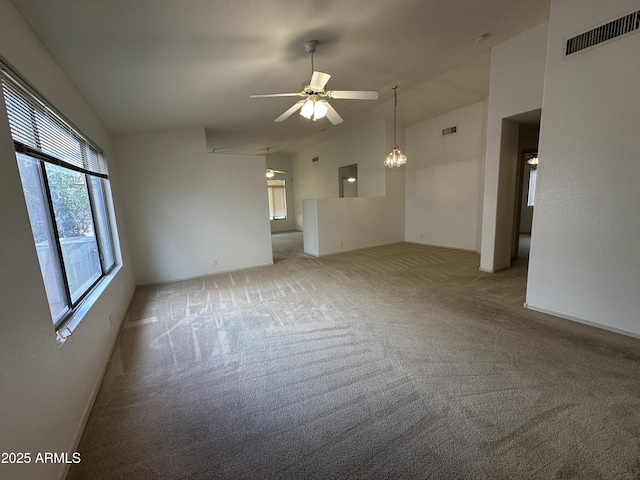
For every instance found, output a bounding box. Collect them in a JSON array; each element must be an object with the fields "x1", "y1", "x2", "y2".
[
  {"x1": 405, "y1": 101, "x2": 487, "y2": 252},
  {"x1": 0, "y1": 1, "x2": 135, "y2": 479},
  {"x1": 115, "y1": 128, "x2": 273, "y2": 285},
  {"x1": 526, "y1": 0, "x2": 640, "y2": 336}
]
